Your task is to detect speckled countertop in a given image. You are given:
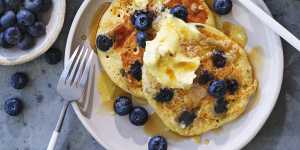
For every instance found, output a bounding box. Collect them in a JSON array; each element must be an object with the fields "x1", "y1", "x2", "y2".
[{"x1": 0, "y1": 0, "x2": 299, "y2": 150}]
